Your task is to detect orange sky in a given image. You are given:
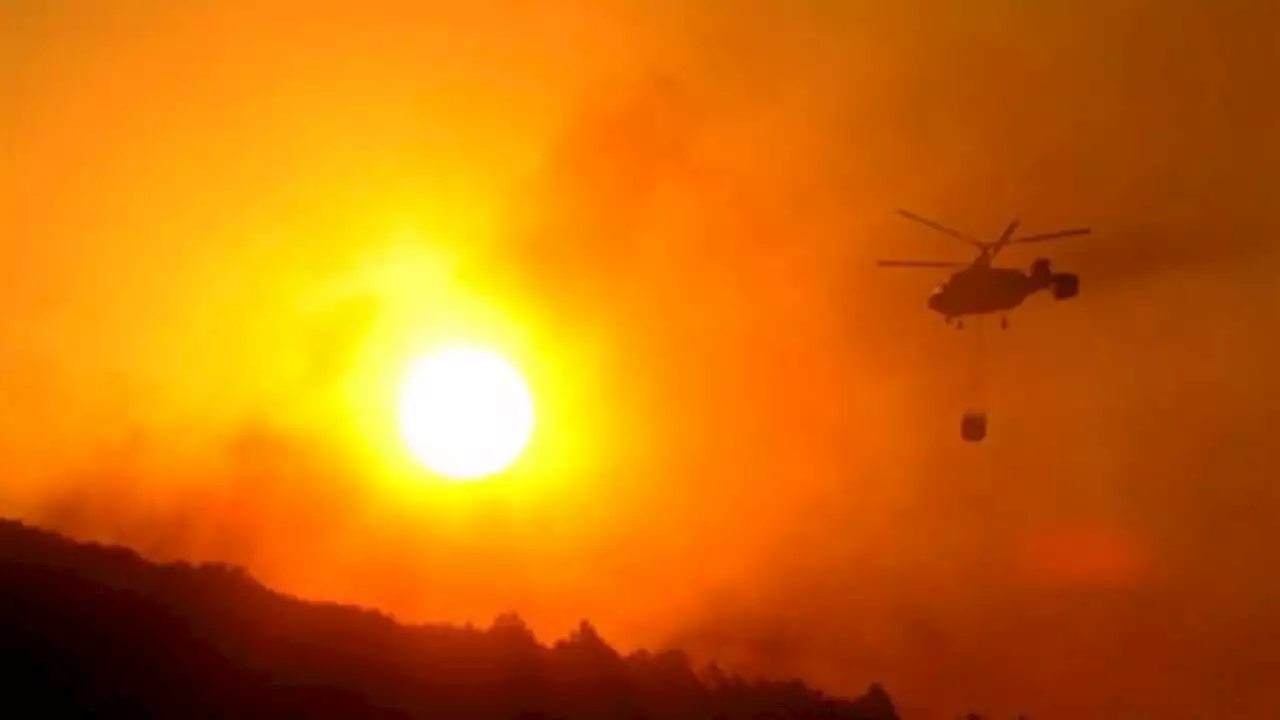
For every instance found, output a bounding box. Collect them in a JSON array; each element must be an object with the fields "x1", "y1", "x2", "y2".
[{"x1": 4, "y1": 2, "x2": 1279, "y2": 718}]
